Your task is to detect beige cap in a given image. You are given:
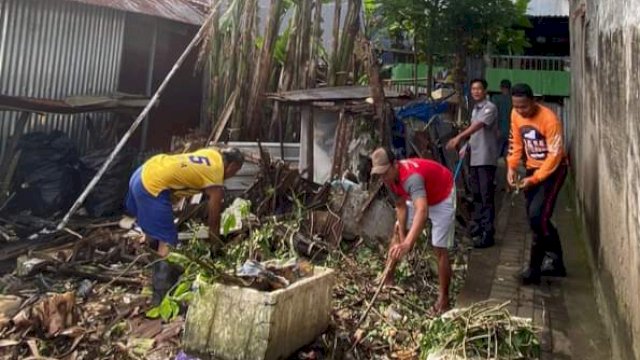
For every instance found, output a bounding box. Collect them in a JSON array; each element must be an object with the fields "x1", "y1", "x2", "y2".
[{"x1": 370, "y1": 148, "x2": 391, "y2": 175}]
